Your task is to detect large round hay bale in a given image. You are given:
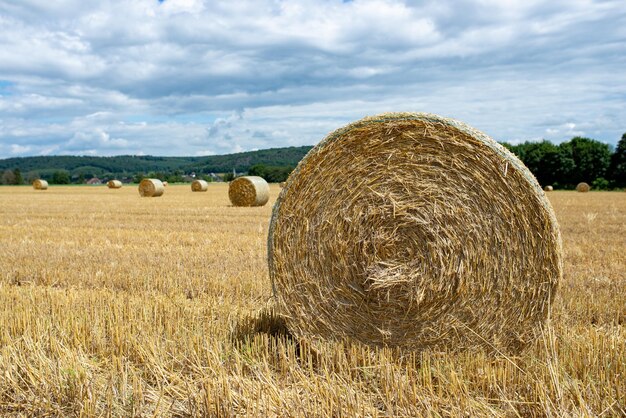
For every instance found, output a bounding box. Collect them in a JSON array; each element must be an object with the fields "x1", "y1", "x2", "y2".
[
  {"x1": 268, "y1": 112, "x2": 562, "y2": 353},
  {"x1": 229, "y1": 176, "x2": 269, "y2": 207},
  {"x1": 32, "y1": 179, "x2": 48, "y2": 190},
  {"x1": 544, "y1": 185, "x2": 553, "y2": 192},
  {"x1": 107, "y1": 180, "x2": 122, "y2": 189},
  {"x1": 576, "y1": 182, "x2": 590, "y2": 192},
  {"x1": 138, "y1": 179, "x2": 164, "y2": 197},
  {"x1": 191, "y1": 179, "x2": 208, "y2": 192}
]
